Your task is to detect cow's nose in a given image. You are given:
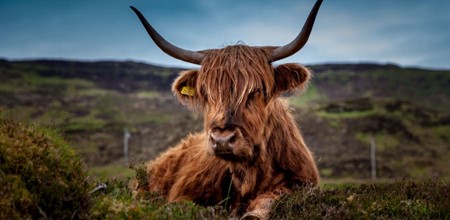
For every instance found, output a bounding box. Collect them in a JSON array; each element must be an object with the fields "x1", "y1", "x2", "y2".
[{"x1": 209, "y1": 128, "x2": 237, "y2": 151}]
